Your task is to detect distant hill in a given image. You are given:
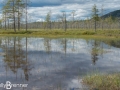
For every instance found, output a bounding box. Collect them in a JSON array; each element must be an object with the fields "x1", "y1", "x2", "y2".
[{"x1": 102, "y1": 10, "x2": 120, "y2": 18}]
